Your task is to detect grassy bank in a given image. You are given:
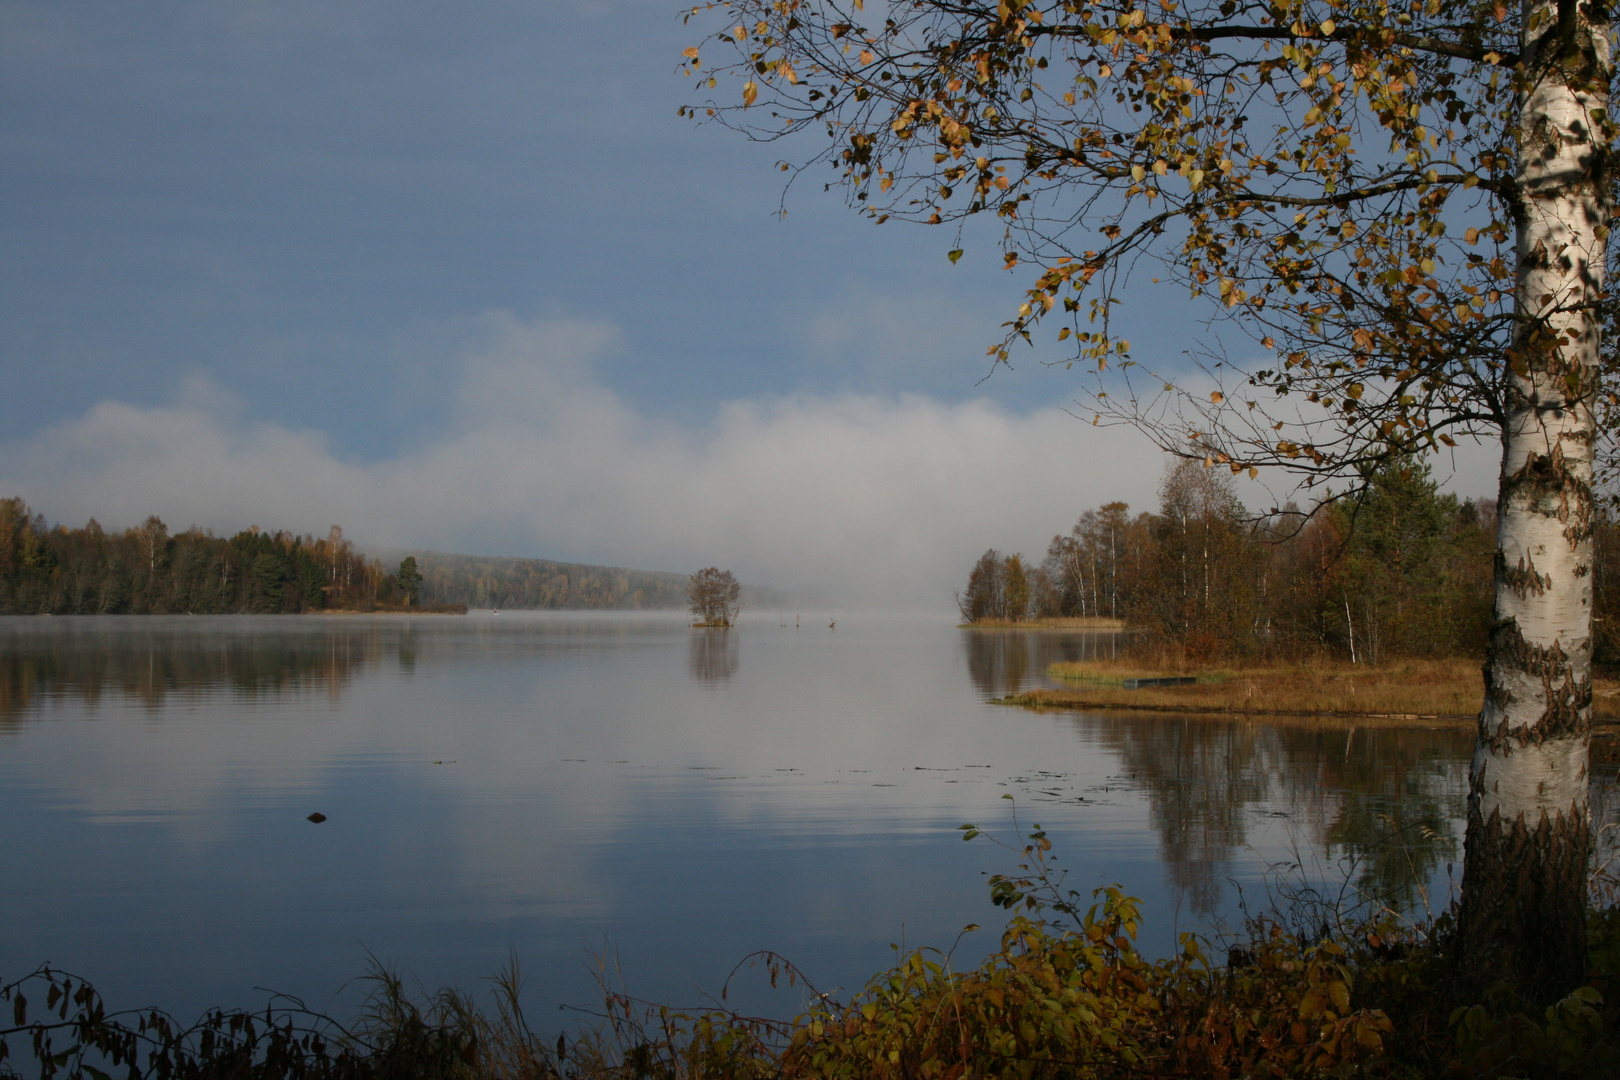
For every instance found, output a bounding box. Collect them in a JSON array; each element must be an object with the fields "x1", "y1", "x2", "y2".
[{"x1": 993, "y1": 656, "x2": 1620, "y2": 722}]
